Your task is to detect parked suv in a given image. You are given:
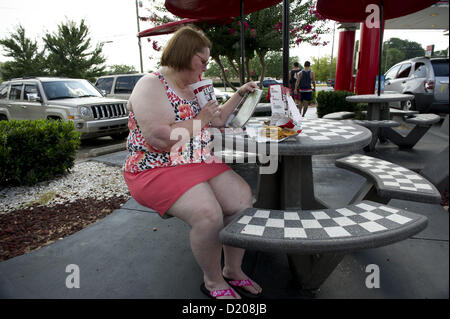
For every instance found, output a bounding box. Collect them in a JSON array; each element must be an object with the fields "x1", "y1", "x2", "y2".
[
  {"x1": 384, "y1": 57, "x2": 449, "y2": 113},
  {"x1": 95, "y1": 73, "x2": 145, "y2": 100},
  {"x1": 0, "y1": 77, "x2": 129, "y2": 140}
]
